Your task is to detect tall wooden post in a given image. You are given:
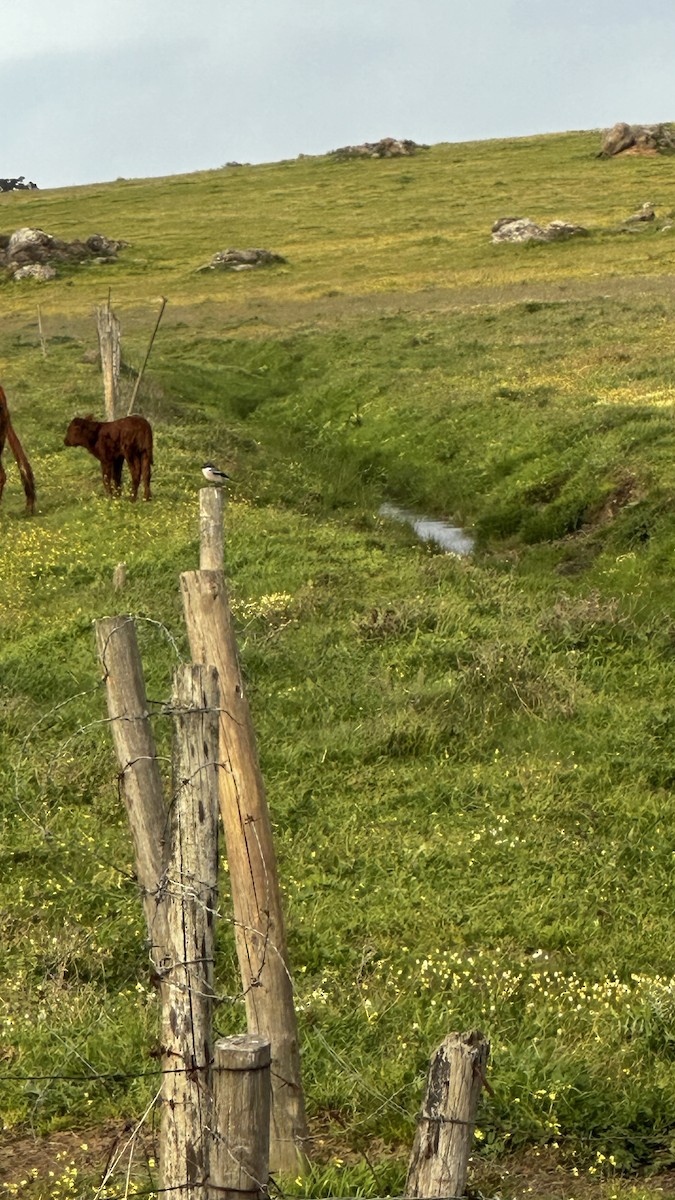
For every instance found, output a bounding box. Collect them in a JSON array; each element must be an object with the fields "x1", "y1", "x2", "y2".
[
  {"x1": 200, "y1": 487, "x2": 225, "y2": 571},
  {"x1": 180, "y1": 569, "x2": 308, "y2": 1174},
  {"x1": 406, "y1": 1030, "x2": 490, "y2": 1199},
  {"x1": 160, "y1": 663, "x2": 220, "y2": 1200},
  {"x1": 96, "y1": 302, "x2": 121, "y2": 420},
  {"x1": 211, "y1": 1035, "x2": 271, "y2": 1200},
  {"x1": 93, "y1": 615, "x2": 169, "y2": 953}
]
